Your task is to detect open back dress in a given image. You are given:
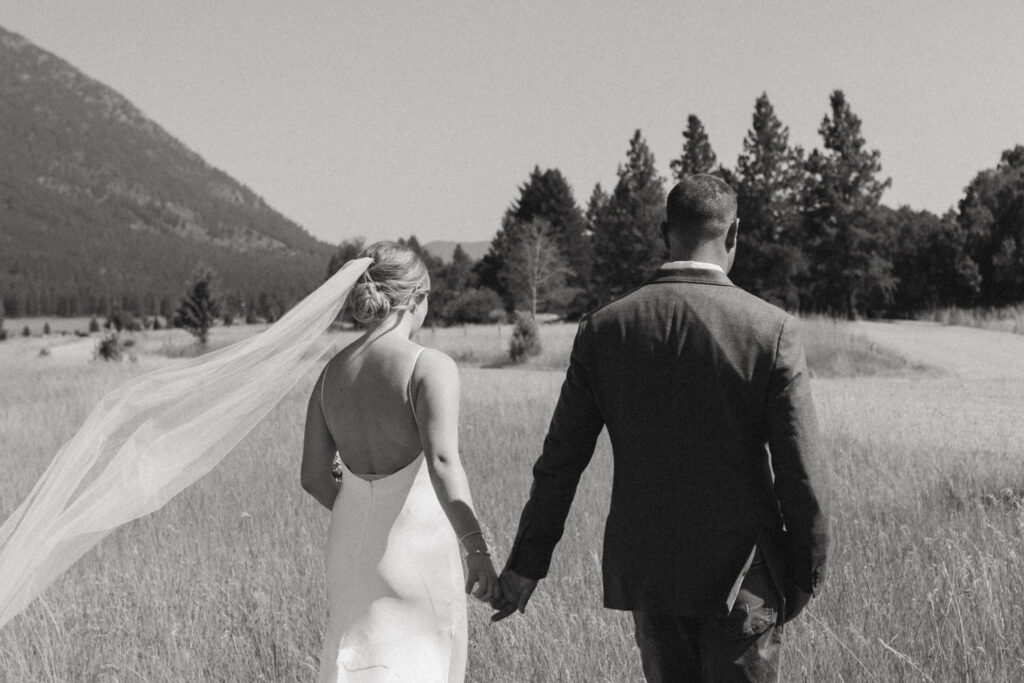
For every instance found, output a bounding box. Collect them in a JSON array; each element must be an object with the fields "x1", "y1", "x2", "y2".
[{"x1": 317, "y1": 346, "x2": 467, "y2": 683}]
